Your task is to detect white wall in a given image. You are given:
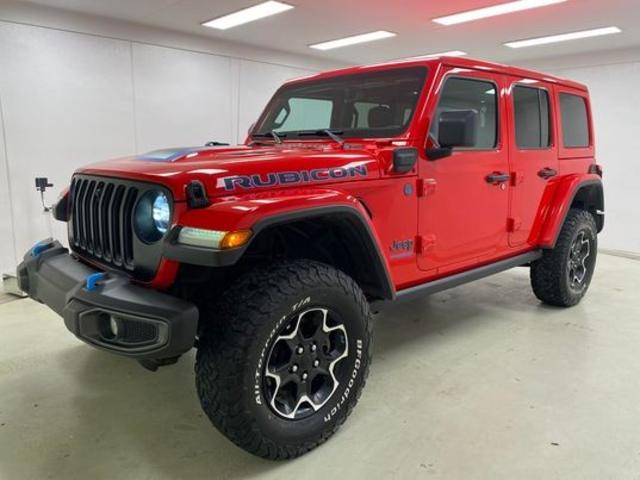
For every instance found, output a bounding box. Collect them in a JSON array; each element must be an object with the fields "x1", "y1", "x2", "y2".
[
  {"x1": 521, "y1": 49, "x2": 640, "y2": 254},
  {"x1": 0, "y1": 13, "x2": 338, "y2": 274}
]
